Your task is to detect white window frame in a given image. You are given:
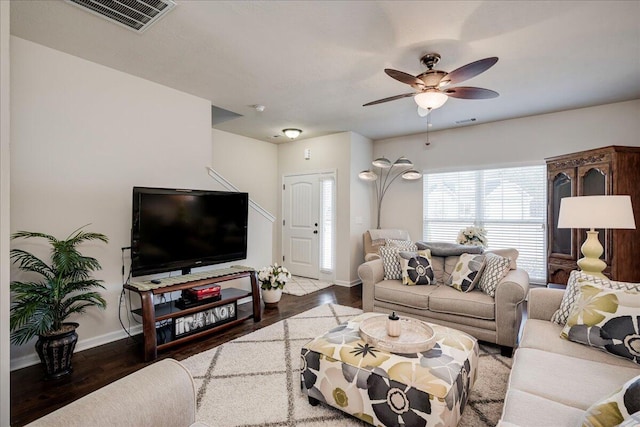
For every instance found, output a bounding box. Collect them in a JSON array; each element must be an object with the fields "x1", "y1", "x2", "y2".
[{"x1": 423, "y1": 164, "x2": 547, "y2": 283}]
